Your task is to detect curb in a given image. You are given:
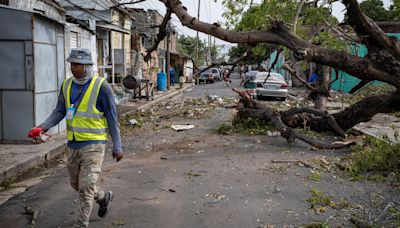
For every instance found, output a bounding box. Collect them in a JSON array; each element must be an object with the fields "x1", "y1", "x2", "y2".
[
  {"x1": 1, "y1": 84, "x2": 195, "y2": 184},
  {"x1": 122, "y1": 83, "x2": 195, "y2": 116},
  {"x1": 0, "y1": 138, "x2": 66, "y2": 184}
]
